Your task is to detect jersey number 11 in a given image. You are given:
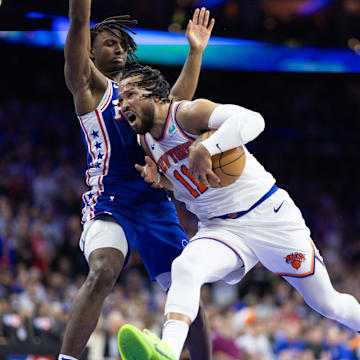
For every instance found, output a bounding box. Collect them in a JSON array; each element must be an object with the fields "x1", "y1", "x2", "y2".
[{"x1": 174, "y1": 165, "x2": 208, "y2": 198}]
